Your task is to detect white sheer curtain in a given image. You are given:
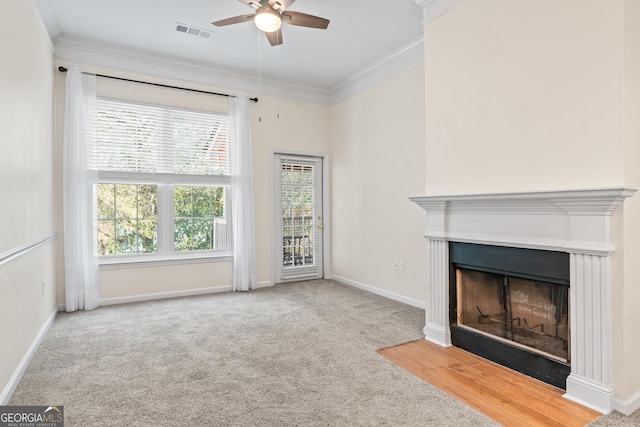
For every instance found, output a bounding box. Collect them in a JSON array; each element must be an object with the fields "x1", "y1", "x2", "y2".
[
  {"x1": 229, "y1": 95, "x2": 257, "y2": 291},
  {"x1": 63, "y1": 67, "x2": 101, "y2": 311}
]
